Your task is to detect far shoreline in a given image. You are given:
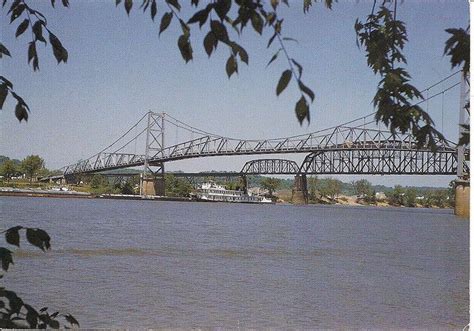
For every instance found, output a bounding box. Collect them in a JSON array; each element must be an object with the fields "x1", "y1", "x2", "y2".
[{"x1": 0, "y1": 188, "x2": 454, "y2": 211}]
